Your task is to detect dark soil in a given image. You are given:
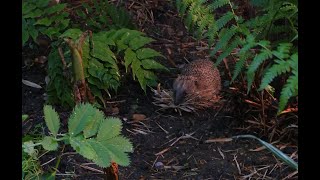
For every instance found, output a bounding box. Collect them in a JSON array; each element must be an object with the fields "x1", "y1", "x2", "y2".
[{"x1": 22, "y1": 1, "x2": 298, "y2": 179}]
